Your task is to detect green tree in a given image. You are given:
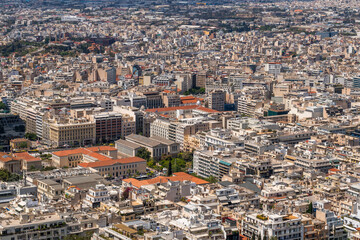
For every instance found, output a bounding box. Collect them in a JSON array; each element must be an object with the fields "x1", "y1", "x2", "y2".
[
  {"x1": 64, "y1": 231, "x2": 94, "y2": 240},
  {"x1": 0, "y1": 102, "x2": 7, "y2": 110},
  {"x1": 0, "y1": 168, "x2": 21, "y2": 182},
  {"x1": 29, "y1": 165, "x2": 37, "y2": 171},
  {"x1": 168, "y1": 160, "x2": 173, "y2": 176},
  {"x1": 184, "y1": 87, "x2": 206, "y2": 95},
  {"x1": 136, "y1": 147, "x2": 151, "y2": 161},
  {"x1": 147, "y1": 158, "x2": 155, "y2": 168},
  {"x1": 307, "y1": 202, "x2": 313, "y2": 214},
  {"x1": 0, "y1": 169, "x2": 10, "y2": 181},
  {"x1": 205, "y1": 175, "x2": 218, "y2": 183},
  {"x1": 25, "y1": 132, "x2": 37, "y2": 141},
  {"x1": 19, "y1": 142, "x2": 28, "y2": 149},
  {"x1": 41, "y1": 166, "x2": 56, "y2": 171}
]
